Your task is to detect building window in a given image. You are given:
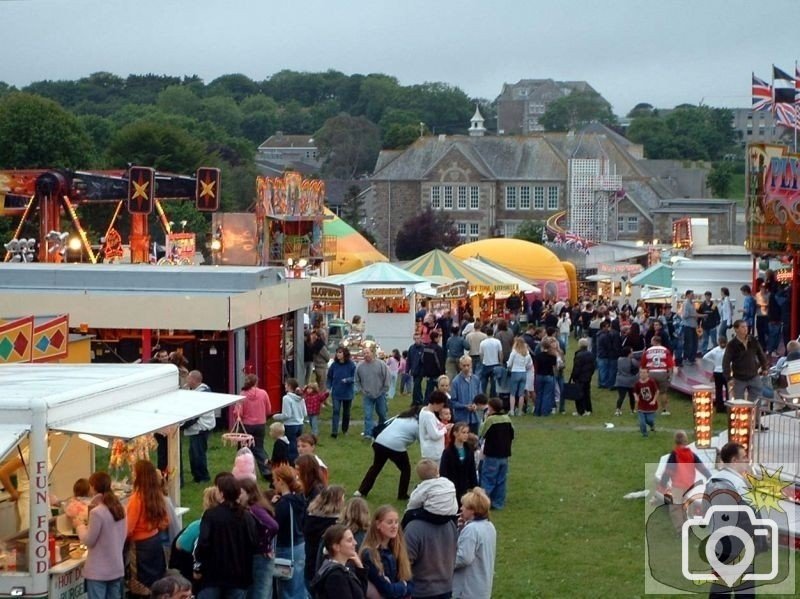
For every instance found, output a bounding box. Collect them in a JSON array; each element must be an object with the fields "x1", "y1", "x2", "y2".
[
  {"x1": 457, "y1": 186, "x2": 467, "y2": 209},
  {"x1": 504, "y1": 221, "x2": 519, "y2": 237},
  {"x1": 626, "y1": 216, "x2": 639, "y2": 232},
  {"x1": 456, "y1": 222, "x2": 467, "y2": 239},
  {"x1": 520, "y1": 186, "x2": 531, "y2": 209},
  {"x1": 505, "y1": 186, "x2": 517, "y2": 209},
  {"x1": 444, "y1": 185, "x2": 453, "y2": 209},
  {"x1": 534, "y1": 186, "x2": 545, "y2": 210},
  {"x1": 431, "y1": 186, "x2": 441, "y2": 209},
  {"x1": 617, "y1": 216, "x2": 625, "y2": 233},
  {"x1": 547, "y1": 186, "x2": 559, "y2": 210},
  {"x1": 469, "y1": 222, "x2": 480, "y2": 240},
  {"x1": 469, "y1": 186, "x2": 480, "y2": 209}
]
